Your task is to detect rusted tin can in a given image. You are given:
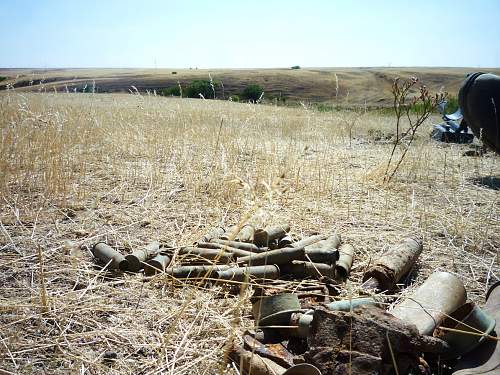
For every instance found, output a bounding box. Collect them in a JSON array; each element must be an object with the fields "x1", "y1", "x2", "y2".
[
  {"x1": 335, "y1": 243, "x2": 355, "y2": 280},
  {"x1": 362, "y1": 236, "x2": 423, "y2": 292},
  {"x1": 198, "y1": 226, "x2": 225, "y2": 243},
  {"x1": 92, "y1": 242, "x2": 129, "y2": 271},
  {"x1": 178, "y1": 246, "x2": 234, "y2": 263},
  {"x1": 211, "y1": 239, "x2": 262, "y2": 253},
  {"x1": 215, "y1": 265, "x2": 280, "y2": 282},
  {"x1": 390, "y1": 271, "x2": 467, "y2": 335},
  {"x1": 196, "y1": 242, "x2": 253, "y2": 257},
  {"x1": 125, "y1": 241, "x2": 160, "y2": 272},
  {"x1": 237, "y1": 224, "x2": 255, "y2": 243},
  {"x1": 166, "y1": 265, "x2": 230, "y2": 278},
  {"x1": 144, "y1": 253, "x2": 172, "y2": 276},
  {"x1": 281, "y1": 261, "x2": 335, "y2": 278},
  {"x1": 237, "y1": 247, "x2": 305, "y2": 266}
]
